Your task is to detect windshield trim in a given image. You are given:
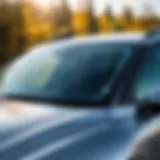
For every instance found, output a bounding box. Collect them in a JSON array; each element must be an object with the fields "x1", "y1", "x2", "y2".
[{"x1": 2, "y1": 93, "x2": 111, "y2": 107}]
